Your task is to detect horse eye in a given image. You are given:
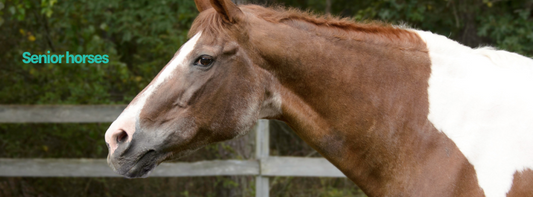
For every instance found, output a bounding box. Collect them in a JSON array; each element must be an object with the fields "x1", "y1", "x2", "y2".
[{"x1": 194, "y1": 55, "x2": 214, "y2": 67}]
